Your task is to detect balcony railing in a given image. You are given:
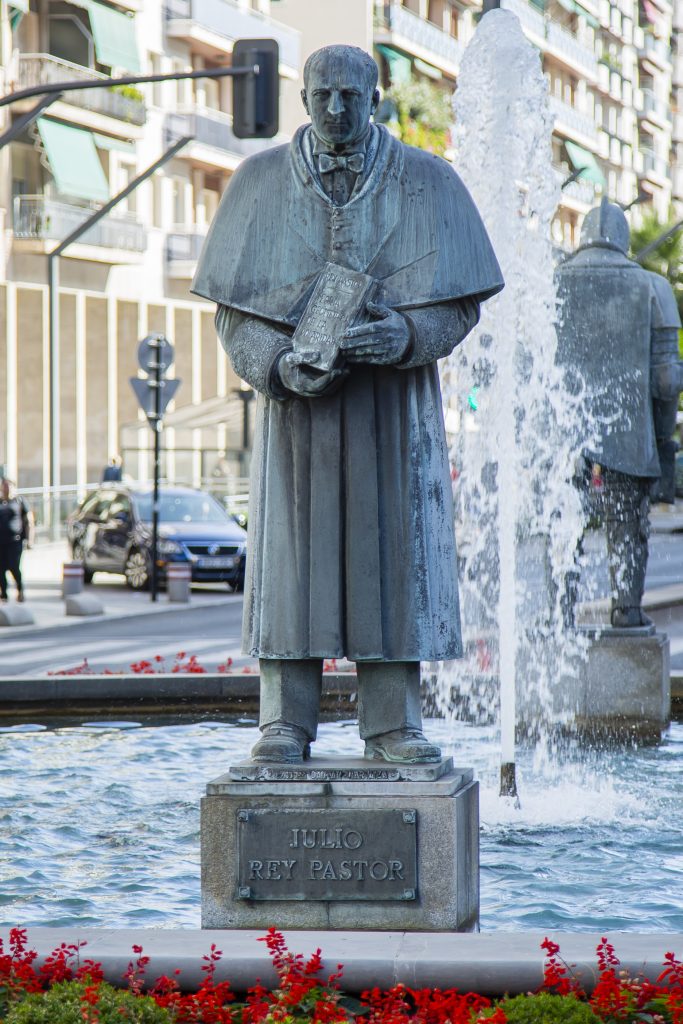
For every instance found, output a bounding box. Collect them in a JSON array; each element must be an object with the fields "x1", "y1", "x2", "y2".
[
  {"x1": 13, "y1": 196, "x2": 147, "y2": 251},
  {"x1": 166, "y1": 229, "x2": 207, "y2": 264},
  {"x1": 16, "y1": 54, "x2": 146, "y2": 125},
  {"x1": 639, "y1": 32, "x2": 672, "y2": 68},
  {"x1": 549, "y1": 95, "x2": 599, "y2": 143},
  {"x1": 554, "y1": 165, "x2": 596, "y2": 205},
  {"x1": 165, "y1": 107, "x2": 281, "y2": 159},
  {"x1": 500, "y1": 0, "x2": 597, "y2": 76},
  {"x1": 640, "y1": 147, "x2": 670, "y2": 179},
  {"x1": 374, "y1": 3, "x2": 464, "y2": 69},
  {"x1": 164, "y1": 0, "x2": 300, "y2": 70},
  {"x1": 640, "y1": 88, "x2": 672, "y2": 122}
]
